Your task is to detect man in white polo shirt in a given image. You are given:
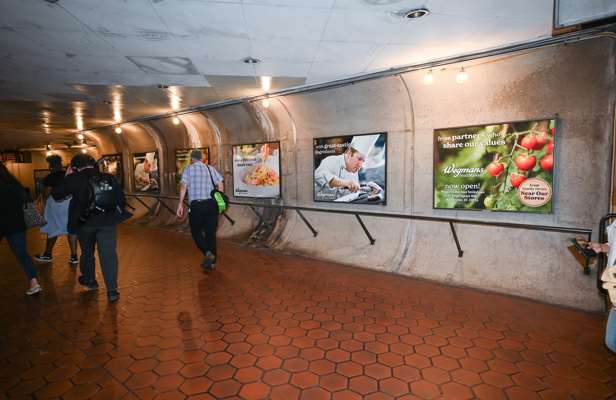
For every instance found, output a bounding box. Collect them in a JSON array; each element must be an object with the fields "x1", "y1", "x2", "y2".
[{"x1": 176, "y1": 150, "x2": 224, "y2": 270}]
